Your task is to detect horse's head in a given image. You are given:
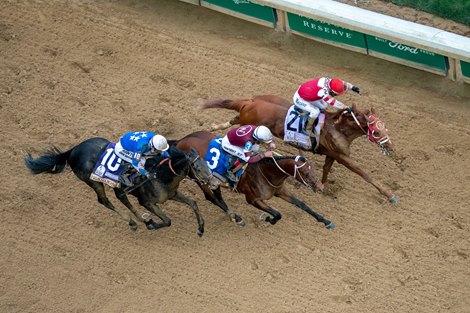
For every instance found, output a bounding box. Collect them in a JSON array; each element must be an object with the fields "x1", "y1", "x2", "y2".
[
  {"x1": 291, "y1": 156, "x2": 324, "y2": 193},
  {"x1": 364, "y1": 108, "x2": 394, "y2": 155},
  {"x1": 185, "y1": 147, "x2": 220, "y2": 190},
  {"x1": 342, "y1": 105, "x2": 394, "y2": 156}
]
